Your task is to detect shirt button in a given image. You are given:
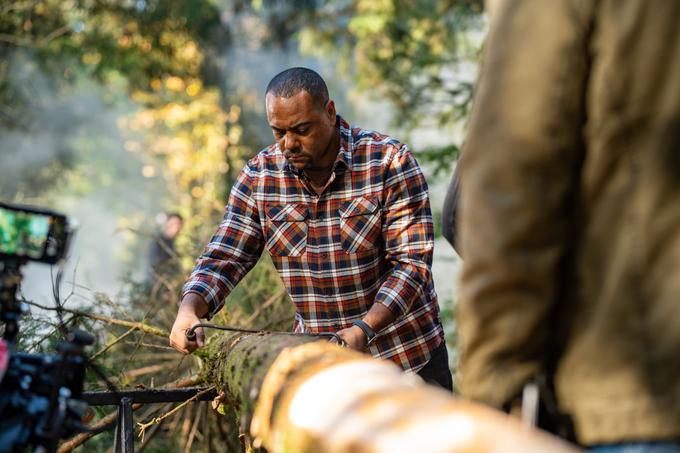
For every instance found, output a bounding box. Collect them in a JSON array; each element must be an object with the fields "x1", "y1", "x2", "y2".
[{"x1": 320, "y1": 252, "x2": 329, "y2": 259}]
